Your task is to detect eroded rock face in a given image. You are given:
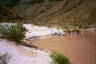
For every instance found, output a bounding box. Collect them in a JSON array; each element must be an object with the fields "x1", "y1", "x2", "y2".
[{"x1": 0, "y1": 39, "x2": 51, "y2": 64}]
